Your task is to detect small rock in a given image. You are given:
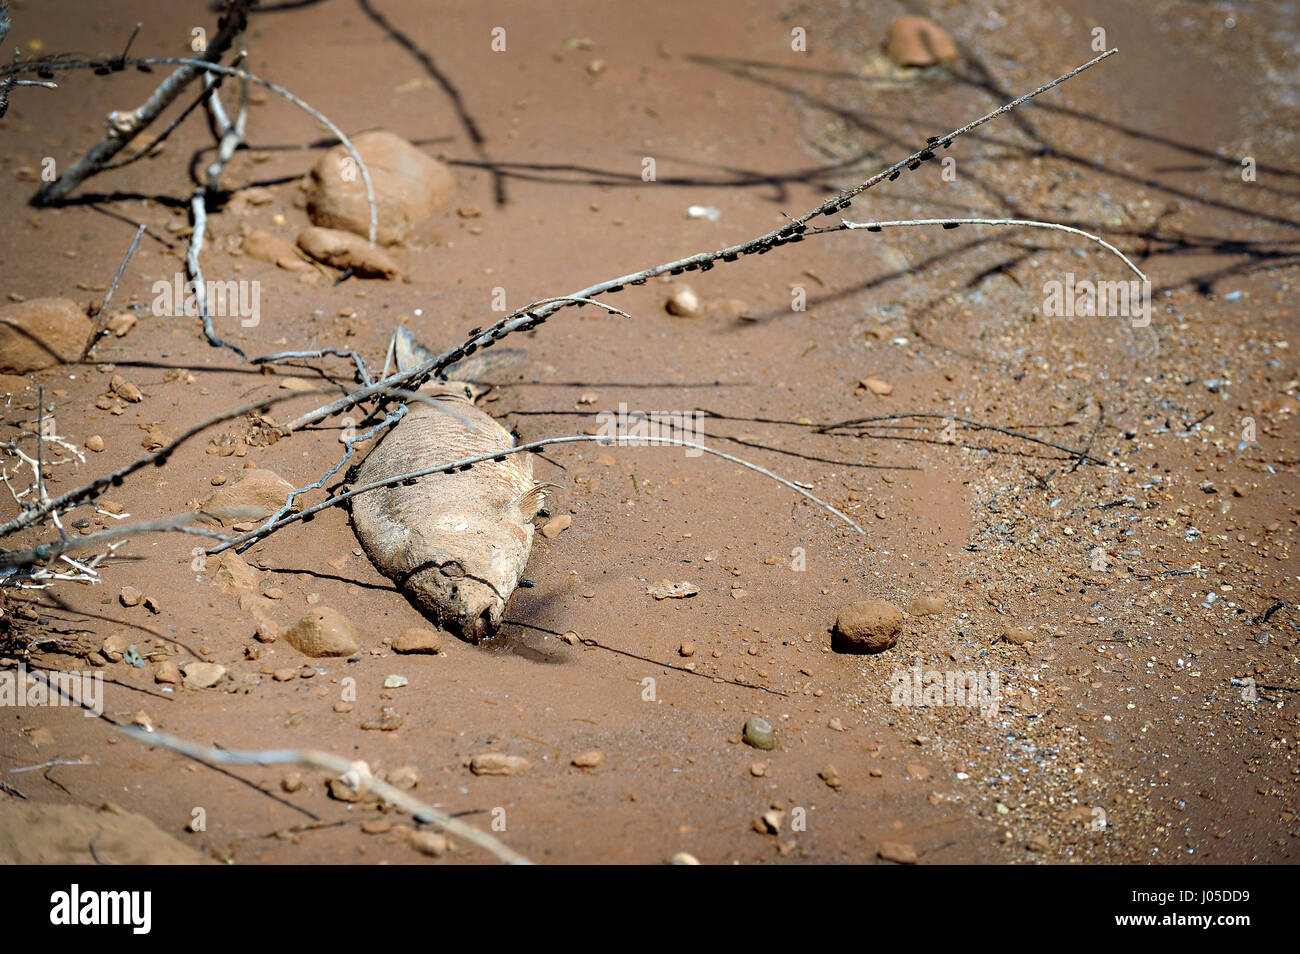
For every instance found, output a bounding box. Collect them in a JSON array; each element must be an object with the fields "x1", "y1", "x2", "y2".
[
  {"x1": 383, "y1": 674, "x2": 409, "y2": 689},
  {"x1": 742, "y1": 716, "x2": 776, "y2": 751},
  {"x1": 884, "y1": 15, "x2": 958, "y2": 67},
  {"x1": 832, "y1": 600, "x2": 904, "y2": 654},
  {"x1": 180, "y1": 662, "x2": 227, "y2": 689},
  {"x1": 327, "y1": 761, "x2": 372, "y2": 801},
  {"x1": 386, "y1": 765, "x2": 421, "y2": 790},
  {"x1": 647, "y1": 579, "x2": 699, "y2": 600},
  {"x1": 272, "y1": 668, "x2": 297, "y2": 682},
  {"x1": 1001, "y1": 625, "x2": 1035, "y2": 646},
  {"x1": 0, "y1": 298, "x2": 90, "y2": 373},
  {"x1": 905, "y1": 594, "x2": 947, "y2": 617},
  {"x1": 154, "y1": 661, "x2": 181, "y2": 685},
  {"x1": 360, "y1": 706, "x2": 404, "y2": 732},
  {"x1": 106, "y1": 312, "x2": 137, "y2": 337},
  {"x1": 678, "y1": 641, "x2": 696, "y2": 658},
  {"x1": 469, "y1": 753, "x2": 530, "y2": 776},
  {"x1": 906, "y1": 763, "x2": 930, "y2": 781},
  {"x1": 130, "y1": 710, "x2": 154, "y2": 732},
  {"x1": 750, "y1": 762, "x2": 767, "y2": 777},
  {"x1": 200, "y1": 468, "x2": 297, "y2": 526},
  {"x1": 1027, "y1": 835, "x2": 1051, "y2": 853},
  {"x1": 280, "y1": 771, "x2": 303, "y2": 793},
  {"x1": 297, "y1": 226, "x2": 401, "y2": 279},
  {"x1": 758, "y1": 808, "x2": 785, "y2": 834},
  {"x1": 858, "y1": 376, "x2": 894, "y2": 396},
  {"x1": 819, "y1": 764, "x2": 843, "y2": 789},
  {"x1": 665, "y1": 285, "x2": 702, "y2": 318},
  {"x1": 118, "y1": 586, "x2": 143, "y2": 608},
  {"x1": 110, "y1": 375, "x2": 143, "y2": 403},
  {"x1": 669, "y1": 852, "x2": 700, "y2": 865},
  {"x1": 361, "y1": 818, "x2": 393, "y2": 835},
  {"x1": 571, "y1": 750, "x2": 604, "y2": 769},
  {"x1": 85, "y1": 434, "x2": 105, "y2": 453},
  {"x1": 540, "y1": 513, "x2": 572, "y2": 539},
  {"x1": 304, "y1": 130, "x2": 456, "y2": 245},
  {"x1": 392, "y1": 629, "x2": 441, "y2": 654},
  {"x1": 410, "y1": 831, "x2": 450, "y2": 857},
  {"x1": 283, "y1": 608, "x2": 361, "y2": 658},
  {"x1": 878, "y1": 840, "x2": 919, "y2": 864},
  {"x1": 254, "y1": 620, "x2": 279, "y2": 643},
  {"x1": 101, "y1": 631, "x2": 130, "y2": 661}
]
